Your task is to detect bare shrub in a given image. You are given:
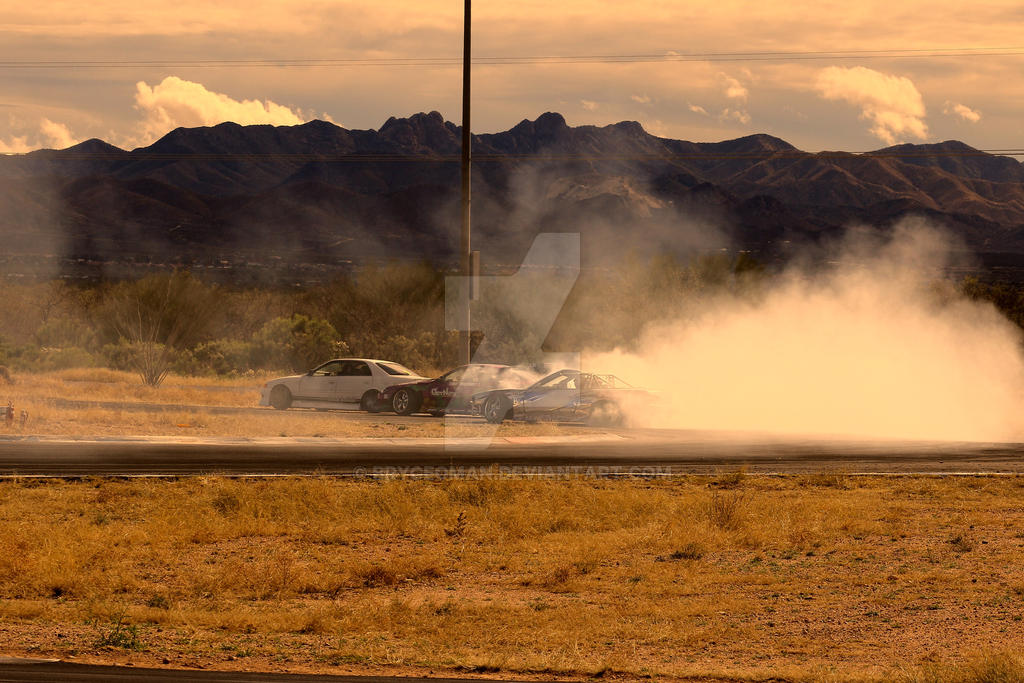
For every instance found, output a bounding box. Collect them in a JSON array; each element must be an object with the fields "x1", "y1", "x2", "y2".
[
  {"x1": 350, "y1": 559, "x2": 444, "y2": 588},
  {"x1": 949, "y1": 533, "x2": 975, "y2": 553},
  {"x1": 703, "y1": 489, "x2": 748, "y2": 530},
  {"x1": 669, "y1": 542, "x2": 706, "y2": 561},
  {"x1": 92, "y1": 272, "x2": 219, "y2": 387},
  {"x1": 713, "y1": 467, "x2": 747, "y2": 489},
  {"x1": 444, "y1": 511, "x2": 468, "y2": 539},
  {"x1": 799, "y1": 470, "x2": 851, "y2": 489}
]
